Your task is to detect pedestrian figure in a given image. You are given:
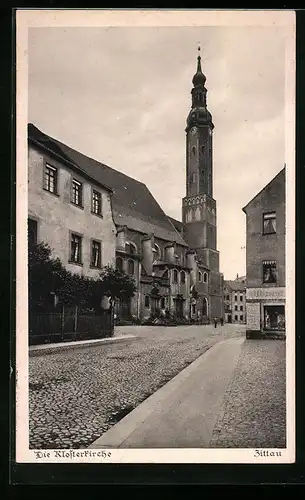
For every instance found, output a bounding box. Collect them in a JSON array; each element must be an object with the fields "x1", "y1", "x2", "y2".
[
  {"x1": 220, "y1": 317, "x2": 224, "y2": 326},
  {"x1": 214, "y1": 317, "x2": 218, "y2": 328}
]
